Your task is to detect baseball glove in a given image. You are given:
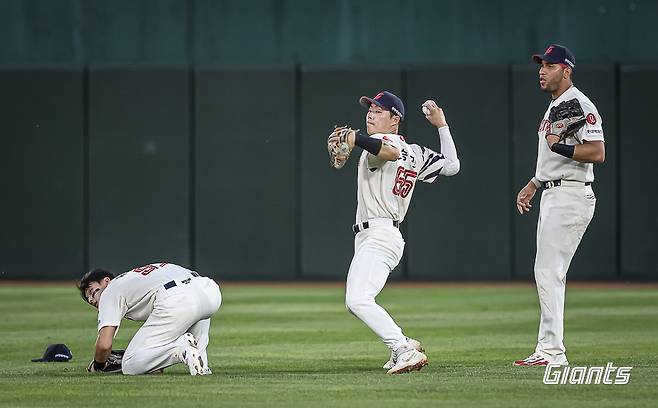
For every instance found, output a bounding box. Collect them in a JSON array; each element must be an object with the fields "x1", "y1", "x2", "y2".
[
  {"x1": 548, "y1": 98, "x2": 586, "y2": 141},
  {"x1": 87, "y1": 349, "x2": 124, "y2": 373},
  {"x1": 327, "y1": 126, "x2": 357, "y2": 169},
  {"x1": 107, "y1": 349, "x2": 124, "y2": 365}
]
